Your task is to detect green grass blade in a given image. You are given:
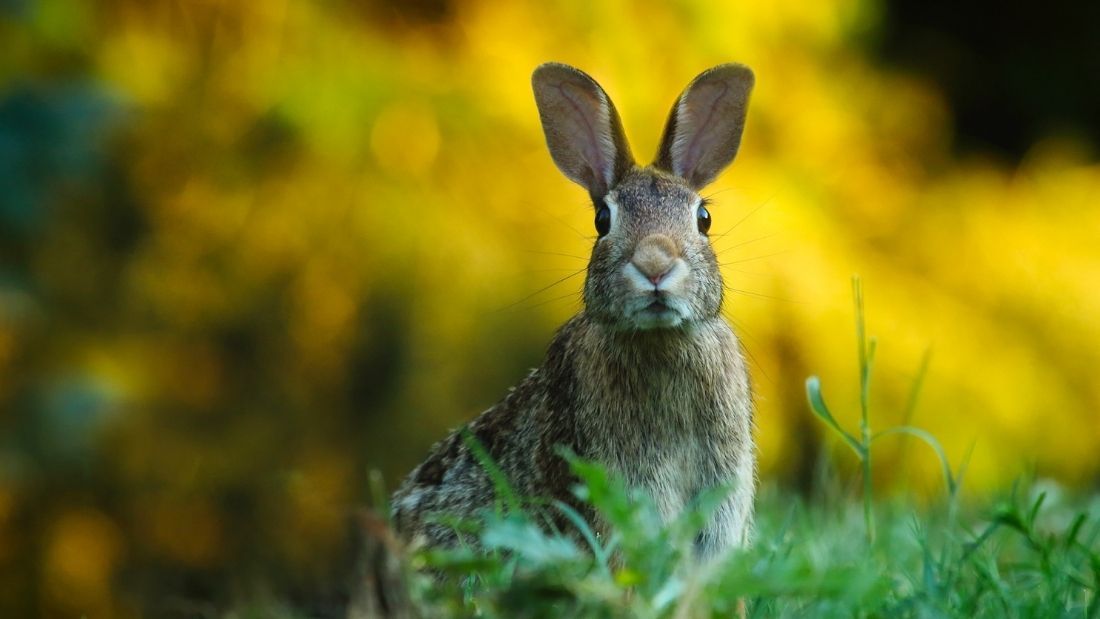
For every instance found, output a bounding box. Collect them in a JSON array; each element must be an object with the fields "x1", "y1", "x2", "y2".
[
  {"x1": 461, "y1": 429, "x2": 523, "y2": 513},
  {"x1": 852, "y1": 276, "x2": 872, "y2": 440},
  {"x1": 872, "y1": 426, "x2": 956, "y2": 495},
  {"x1": 901, "y1": 348, "x2": 933, "y2": 427},
  {"x1": 896, "y1": 349, "x2": 933, "y2": 488},
  {"x1": 551, "y1": 499, "x2": 613, "y2": 576},
  {"x1": 806, "y1": 376, "x2": 864, "y2": 458},
  {"x1": 1027, "y1": 492, "x2": 1047, "y2": 529}
]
